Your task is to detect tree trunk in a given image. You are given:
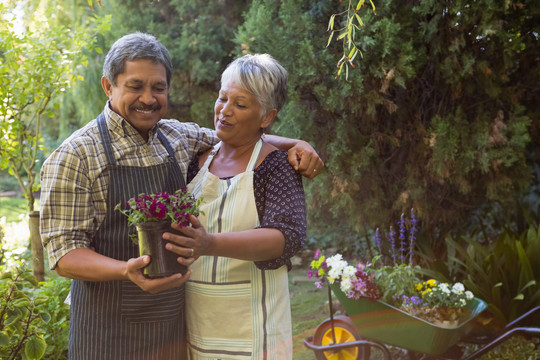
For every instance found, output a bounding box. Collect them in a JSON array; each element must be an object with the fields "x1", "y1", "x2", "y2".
[{"x1": 29, "y1": 211, "x2": 44, "y2": 282}]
